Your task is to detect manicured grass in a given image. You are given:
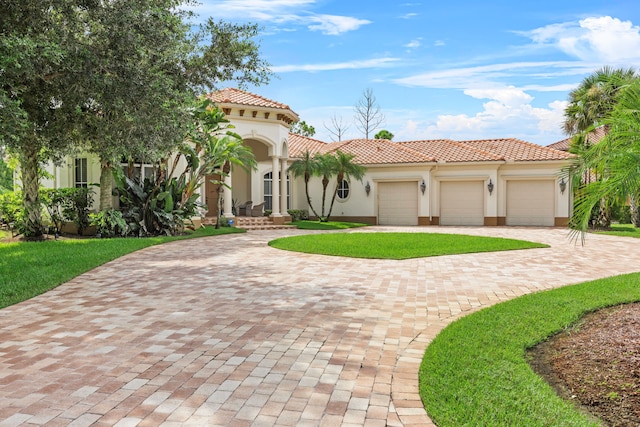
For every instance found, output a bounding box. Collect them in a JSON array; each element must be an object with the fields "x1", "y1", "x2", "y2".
[
  {"x1": 269, "y1": 232, "x2": 547, "y2": 259},
  {"x1": 0, "y1": 226, "x2": 244, "y2": 309},
  {"x1": 596, "y1": 223, "x2": 640, "y2": 238},
  {"x1": 420, "y1": 272, "x2": 640, "y2": 426},
  {"x1": 292, "y1": 220, "x2": 368, "y2": 230}
]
